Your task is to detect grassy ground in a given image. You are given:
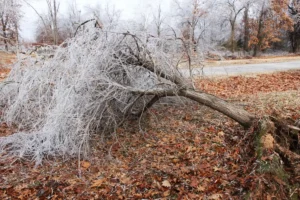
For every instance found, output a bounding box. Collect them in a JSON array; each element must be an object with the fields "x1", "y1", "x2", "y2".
[{"x1": 0, "y1": 69, "x2": 299, "y2": 199}]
